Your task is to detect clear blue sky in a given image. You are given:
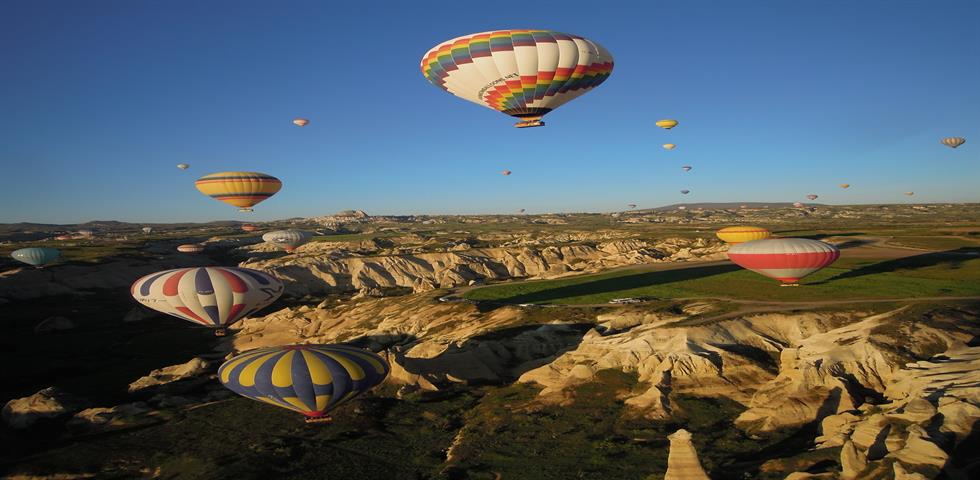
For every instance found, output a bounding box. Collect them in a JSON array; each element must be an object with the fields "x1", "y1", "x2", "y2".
[{"x1": 2, "y1": 0, "x2": 978, "y2": 223}]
